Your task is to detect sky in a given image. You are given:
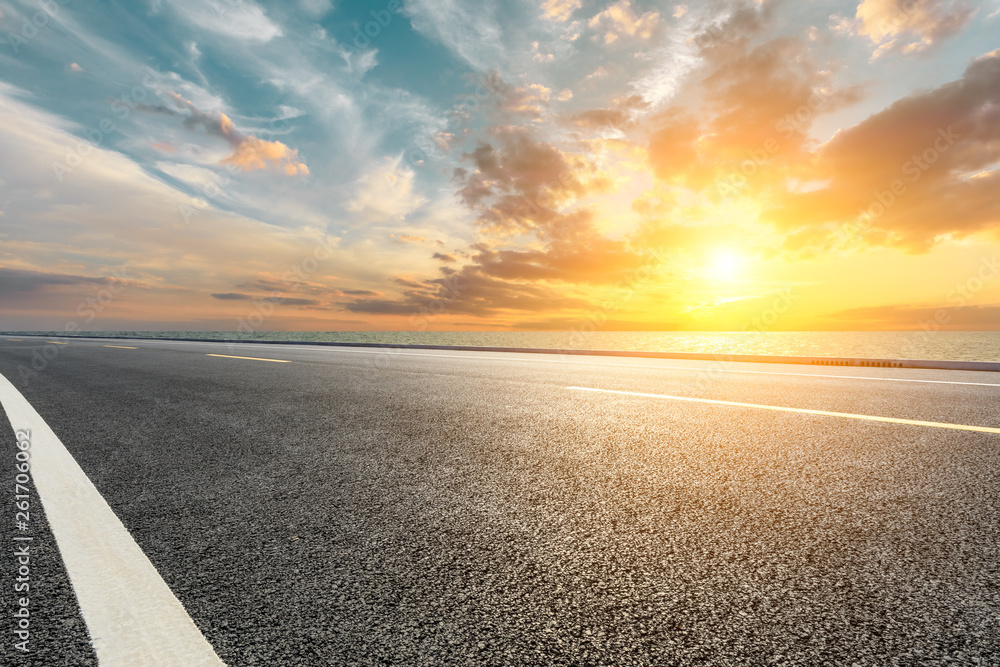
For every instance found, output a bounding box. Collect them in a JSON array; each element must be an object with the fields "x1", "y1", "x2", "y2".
[{"x1": 0, "y1": 0, "x2": 998, "y2": 332}]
